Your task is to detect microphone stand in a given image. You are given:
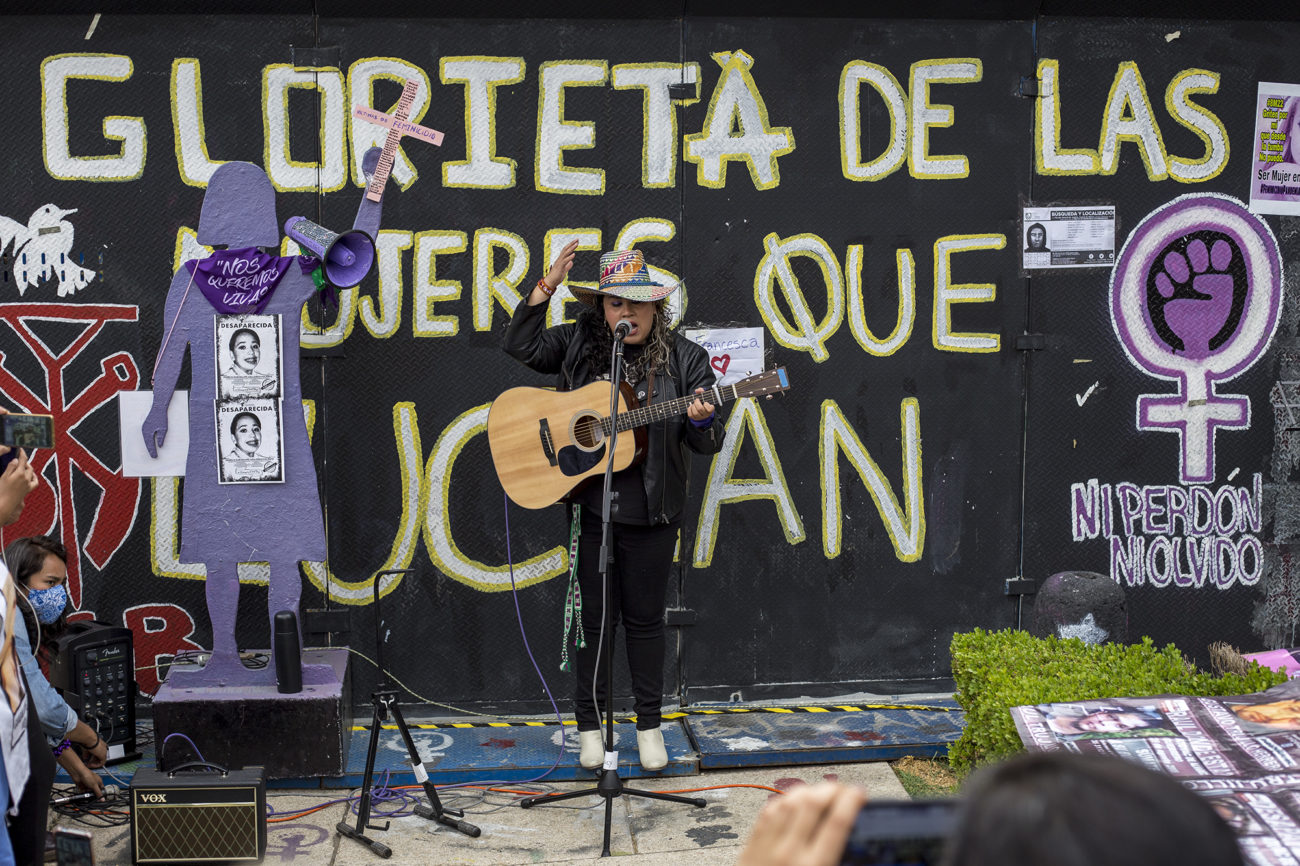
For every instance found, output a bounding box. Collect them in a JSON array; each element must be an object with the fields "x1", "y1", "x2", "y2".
[
  {"x1": 520, "y1": 324, "x2": 705, "y2": 856},
  {"x1": 336, "y1": 569, "x2": 480, "y2": 858}
]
